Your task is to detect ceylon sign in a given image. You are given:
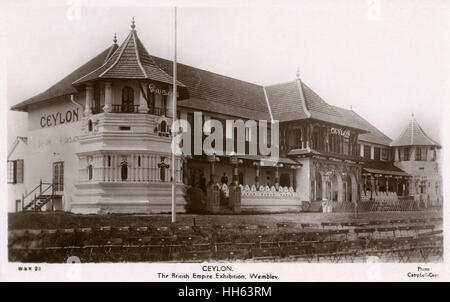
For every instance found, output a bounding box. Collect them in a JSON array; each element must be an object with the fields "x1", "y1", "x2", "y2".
[
  {"x1": 330, "y1": 127, "x2": 350, "y2": 138},
  {"x1": 40, "y1": 108, "x2": 80, "y2": 128}
]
